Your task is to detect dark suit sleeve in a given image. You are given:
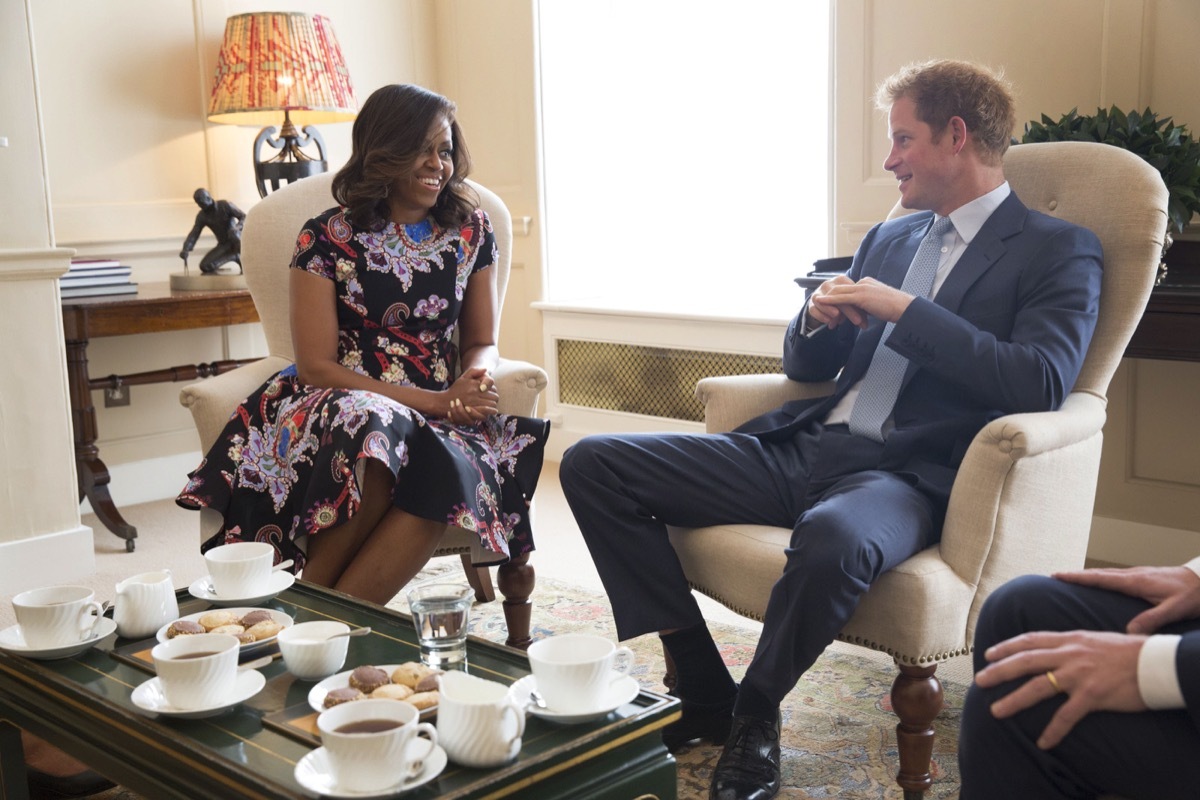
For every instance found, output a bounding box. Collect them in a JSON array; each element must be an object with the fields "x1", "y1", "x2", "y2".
[
  {"x1": 889, "y1": 222, "x2": 1102, "y2": 414},
  {"x1": 1178, "y1": 632, "x2": 1200, "y2": 730},
  {"x1": 781, "y1": 223, "x2": 880, "y2": 382}
]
